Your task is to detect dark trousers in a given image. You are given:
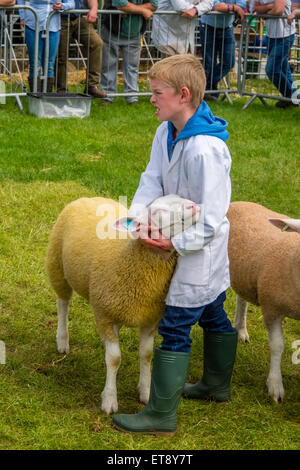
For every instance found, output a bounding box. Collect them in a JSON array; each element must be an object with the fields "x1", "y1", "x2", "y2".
[
  {"x1": 158, "y1": 292, "x2": 234, "y2": 353},
  {"x1": 57, "y1": 17, "x2": 103, "y2": 92},
  {"x1": 266, "y1": 34, "x2": 295, "y2": 98},
  {"x1": 200, "y1": 24, "x2": 236, "y2": 91}
]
